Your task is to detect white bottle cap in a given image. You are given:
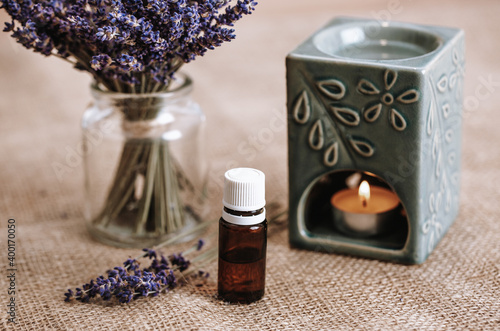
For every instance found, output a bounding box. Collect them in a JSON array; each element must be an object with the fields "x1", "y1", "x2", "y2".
[
  {"x1": 223, "y1": 168, "x2": 266, "y2": 211},
  {"x1": 222, "y1": 168, "x2": 266, "y2": 225}
]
